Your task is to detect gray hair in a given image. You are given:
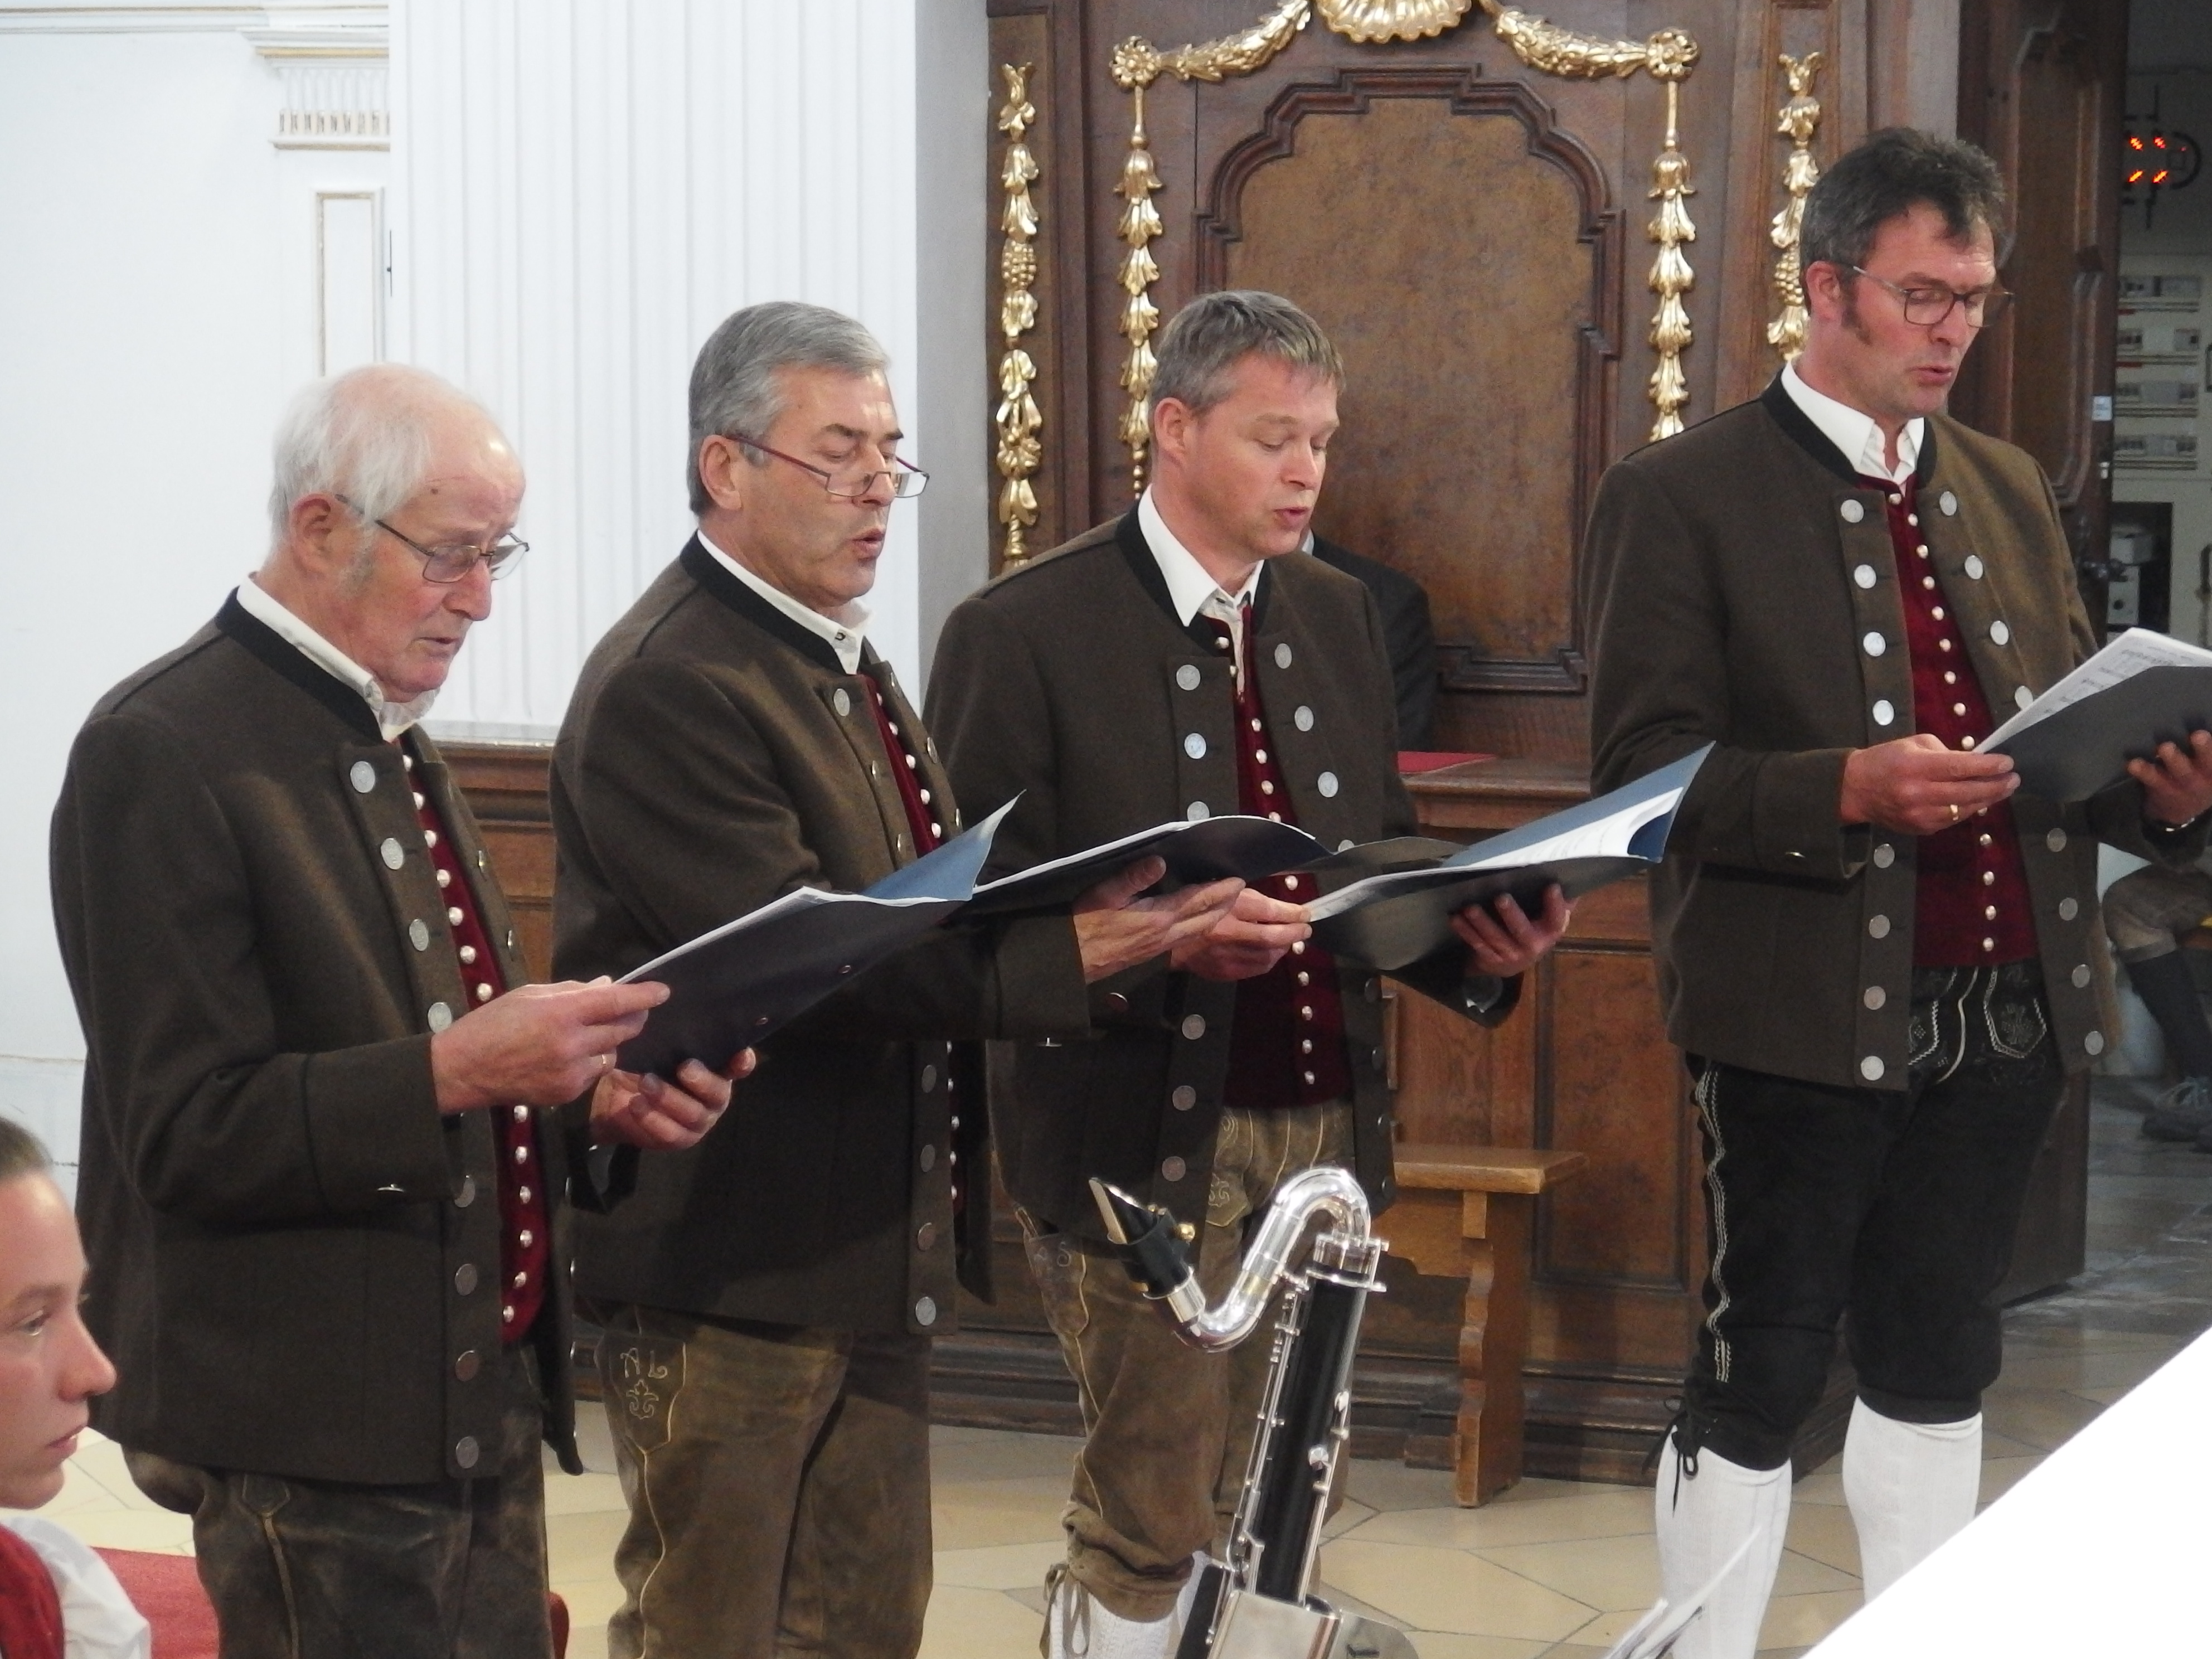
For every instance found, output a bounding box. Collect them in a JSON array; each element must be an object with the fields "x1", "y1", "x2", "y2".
[
  {"x1": 688, "y1": 302, "x2": 890, "y2": 514},
  {"x1": 0, "y1": 1117, "x2": 50, "y2": 1186},
  {"x1": 1801, "y1": 127, "x2": 2009, "y2": 279},
  {"x1": 266, "y1": 364, "x2": 497, "y2": 548},
  {"x1": 1150, "y1": 290, "x2": 1343, "y2": 419}
]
